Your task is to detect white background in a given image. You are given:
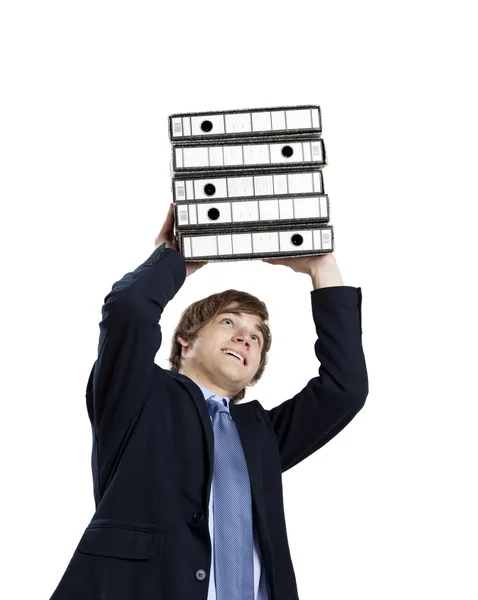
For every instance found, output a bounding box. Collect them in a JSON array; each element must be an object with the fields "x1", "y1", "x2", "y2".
[{"x1": 1, "y1": 1, "x2": 477, "y2": 599}]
